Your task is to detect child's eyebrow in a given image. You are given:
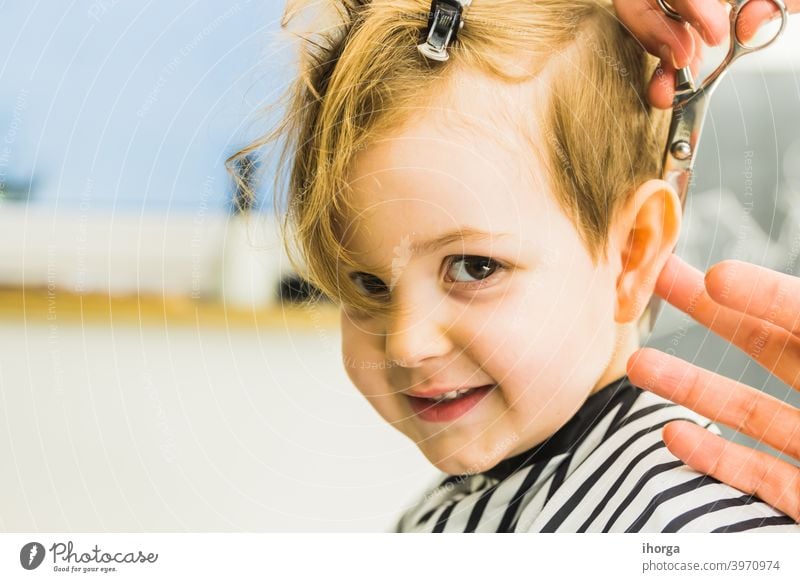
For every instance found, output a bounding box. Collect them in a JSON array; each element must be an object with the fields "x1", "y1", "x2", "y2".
[{"x1": 409, "y1": 227, "x2": 513, "y2": 258}]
